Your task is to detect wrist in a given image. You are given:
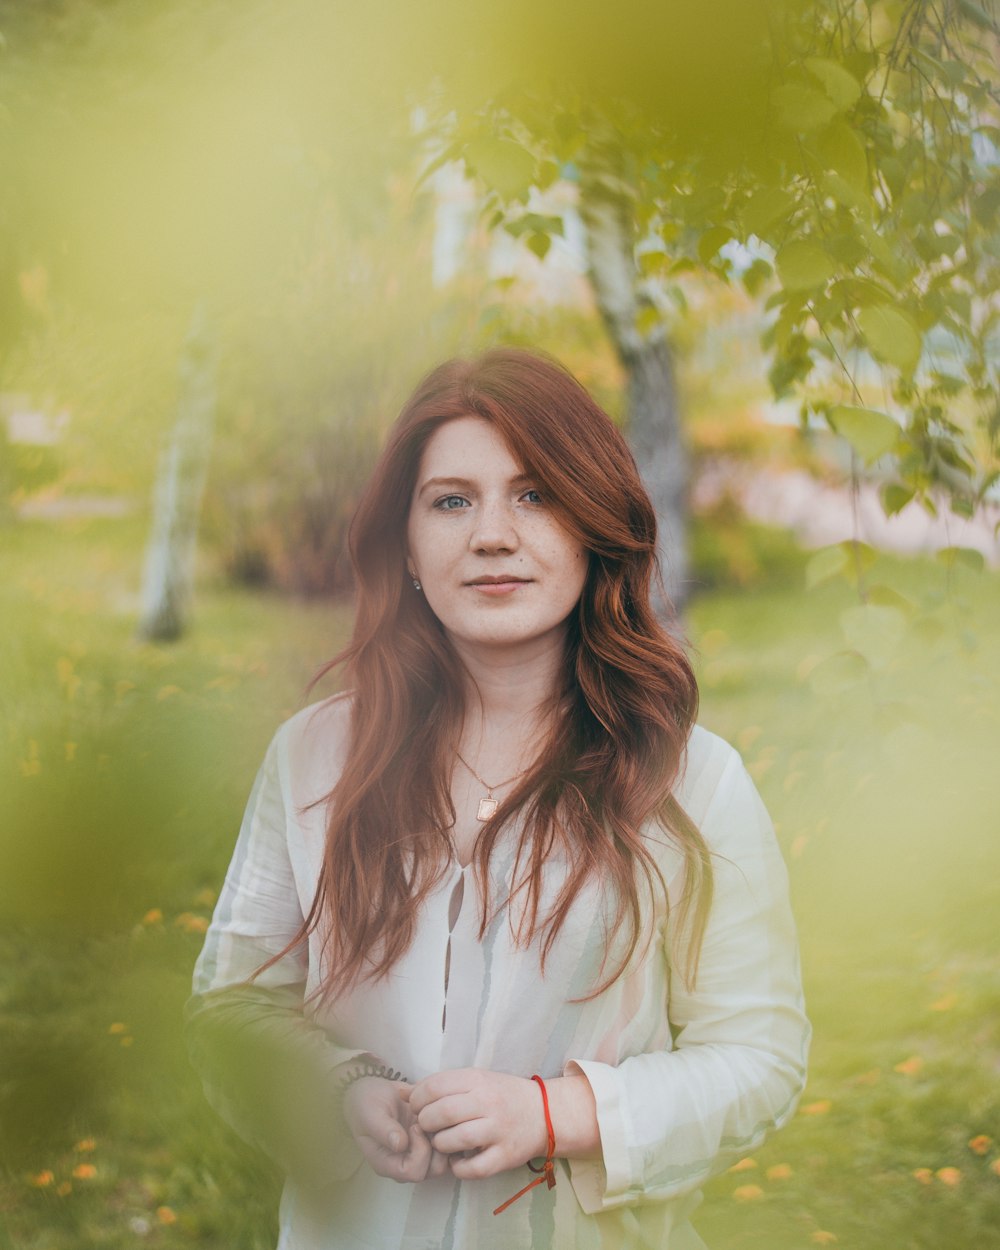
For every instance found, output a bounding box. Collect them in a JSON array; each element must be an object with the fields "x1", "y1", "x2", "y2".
[{"x1": 545, "y1": 1073, "x2": 601, "y2": 1161}]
